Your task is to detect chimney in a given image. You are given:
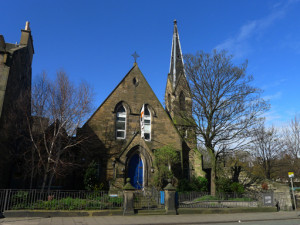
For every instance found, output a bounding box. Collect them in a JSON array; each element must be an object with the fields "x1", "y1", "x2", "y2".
[
  {"x1": 25, "y1": 21, "x2": 31, "y2": 31},
  {"x1": 20, "y1": 21, "x2": 34, "y2": 61}
]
